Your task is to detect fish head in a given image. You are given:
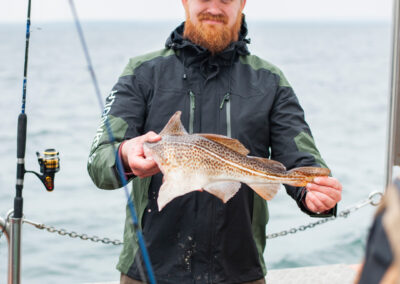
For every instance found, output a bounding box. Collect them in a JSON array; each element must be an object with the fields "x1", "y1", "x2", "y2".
[
  {"x1": 143, "y1": 139, "x2": 167, "y2": 173},
  {"x1": 143, "y1": 111, "x2": 189, "y2": 174}
]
